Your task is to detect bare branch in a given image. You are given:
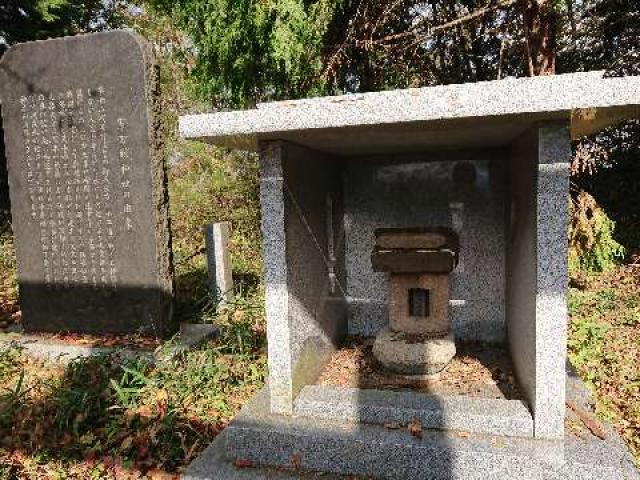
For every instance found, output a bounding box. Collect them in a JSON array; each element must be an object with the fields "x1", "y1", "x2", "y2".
[{"x1": 356, "y1": 0, "x2": 518, "y2": 49}]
